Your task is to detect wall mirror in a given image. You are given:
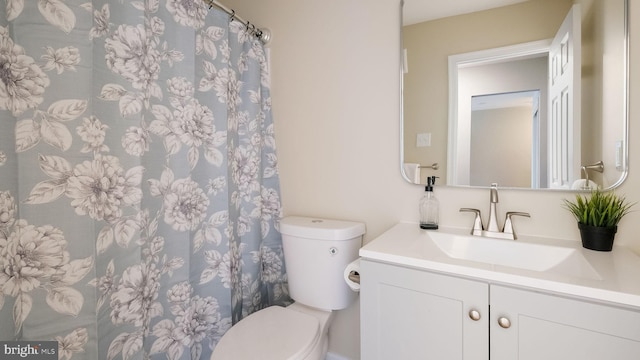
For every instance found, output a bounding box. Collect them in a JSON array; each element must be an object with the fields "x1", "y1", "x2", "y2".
[{"x1": 401, "y1": 0, "x2": 628, "y2": 191}]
